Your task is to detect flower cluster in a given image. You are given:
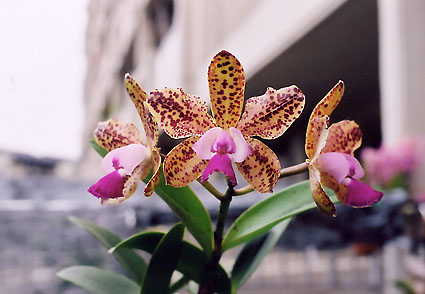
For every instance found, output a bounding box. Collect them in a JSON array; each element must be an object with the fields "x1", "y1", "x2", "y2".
[{"x1": 88, "y1": 50, "x2": 383, "y2": 215}]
